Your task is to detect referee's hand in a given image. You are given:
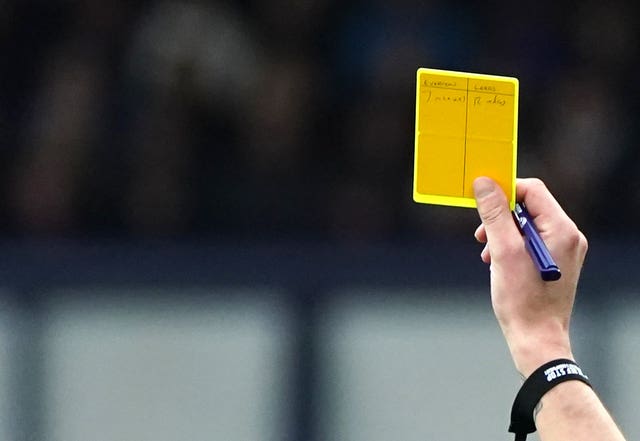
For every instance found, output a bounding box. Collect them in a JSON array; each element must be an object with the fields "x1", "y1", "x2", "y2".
[{"x1": 472, "y1": 177, "x2": 587, "y2": 378}]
